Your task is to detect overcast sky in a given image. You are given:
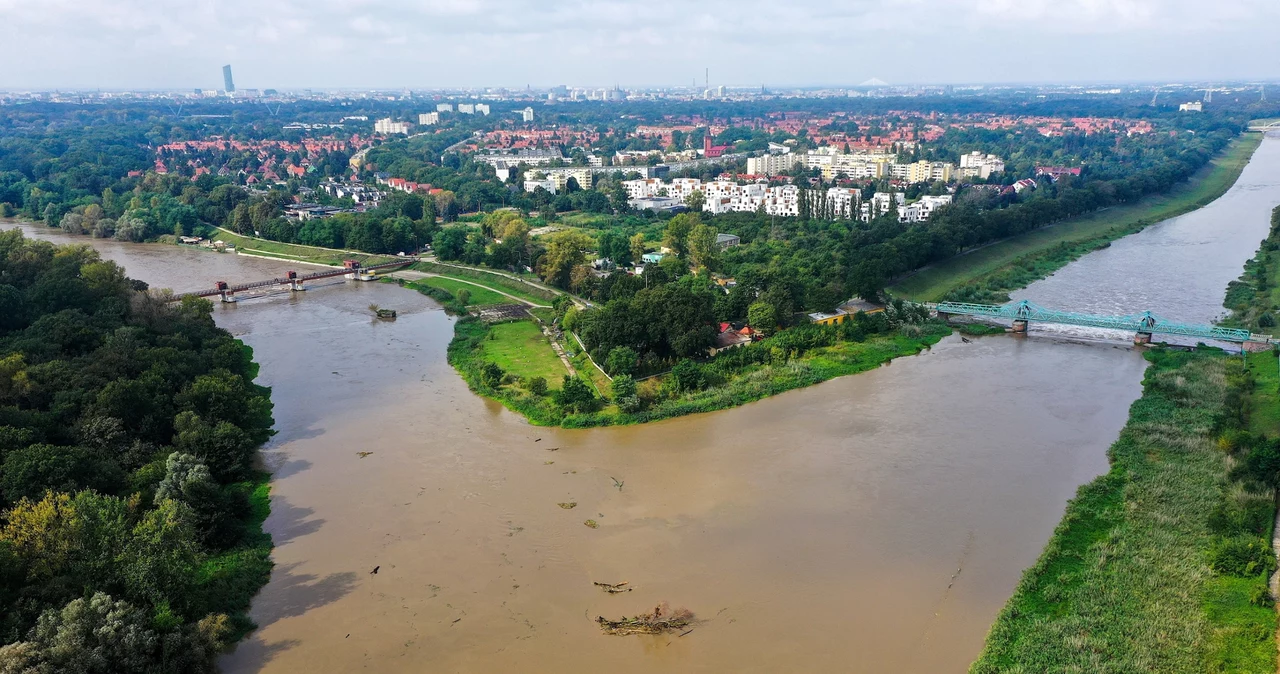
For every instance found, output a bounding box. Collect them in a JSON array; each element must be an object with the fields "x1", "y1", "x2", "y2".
[{"x1": 0, "y1": 0, "x2": 1276, "y2": 90}]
